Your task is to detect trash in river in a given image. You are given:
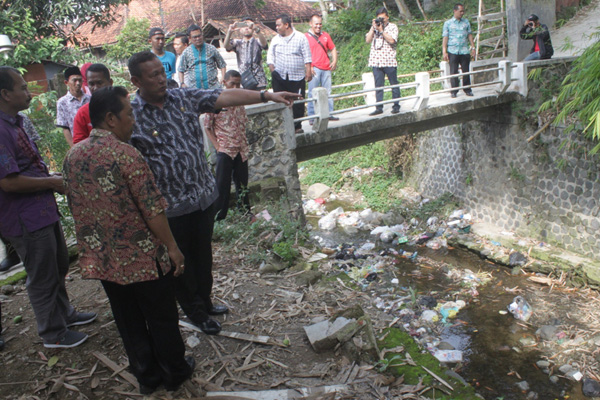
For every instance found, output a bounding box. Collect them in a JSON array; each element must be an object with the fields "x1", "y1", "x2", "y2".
[
  {"x1": 303, "y1": 199, "x2": 326, "y2": 215},
  {"x1": 315, "y1": 198, "x2": 326, "y2": 205},
  {"x1": 433, "y1": 349, "x2": 463, "y2": 363},
  {"x1": 507, "y1": 296, "x2": 533, "y2": 321},
  {"x1": 370, "y1": 225, "x2": 406, "y2": 243},
  {"x1": 458, "y1": 225, "x2": 471, "y2": 234},
  {"x1": 509, "y1": 251, "x2": 528, "y2": 267},
  {"x1": 416, "y1": 232, "x2": 434, "y2": 245},
  {"x1": 397, "y1": 235, "x2": 408, "y2": 244},
  {"x1": 359, "y1": 242, "x2": 376, "y2": 253},
  {"x1": 421, "y1": 310, "x2": 439, "y2": 322},
  {"x1": 256, "y1": 209, "x2": 272, "y2": 221},
  {"x1": 426, "y1": 237, "x2": 447, "y2": 250}
]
